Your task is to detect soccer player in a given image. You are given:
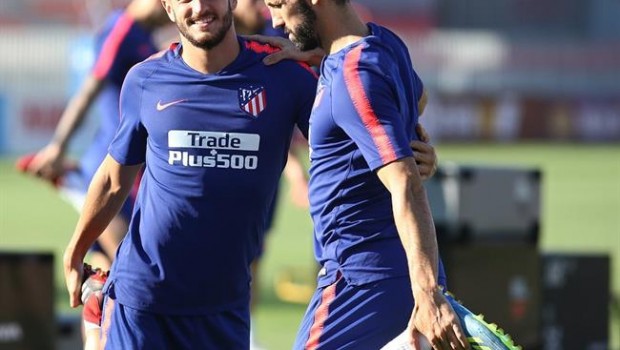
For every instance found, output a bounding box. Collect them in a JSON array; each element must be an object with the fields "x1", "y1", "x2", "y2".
[
  {"x1": 62, "y1": 0, "x2": 319, "y2": 348},
  {"x1": 21, "y1": 0, "x2": 170, "y2": 270},
  {"x1": 263, "y1": 1, "x2": 470, "y2": 349},
  {"x1": 17, "y1": 1, "x2": 169, "y2": 348},
  {"x1": 63, "y1": 0, "x2": 439, "y2": 348}
]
